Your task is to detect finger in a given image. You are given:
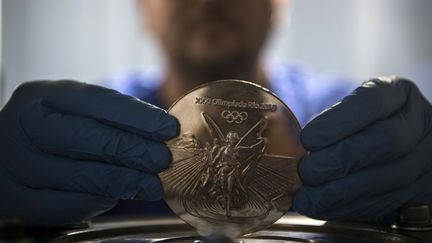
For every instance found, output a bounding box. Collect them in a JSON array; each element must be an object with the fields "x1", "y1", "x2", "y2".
[
  {"x1": 31, "y1": 80, "x2": 178, "y2": 141},
  {"x1": 21, "y1": 101, "x2": 171, "y2": 173},
  {"x1": 294, "y1": 129, "x2": 432, "y2": 219},
  {"x1": 0, "y1": 171, "x2": 117, "y2": 227},
  {"x1": 299, "y1": 94, "x2": 430, "y2": 185},
  {"x1": 10, "y1": 152, "x2": 164, "y2": 201},
  {"x1": 302, "y1": 77, "x2": 419, "y2": 151},
  {"x1": 294, "y1": 169, "x2": 432, "y2": 224}
]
